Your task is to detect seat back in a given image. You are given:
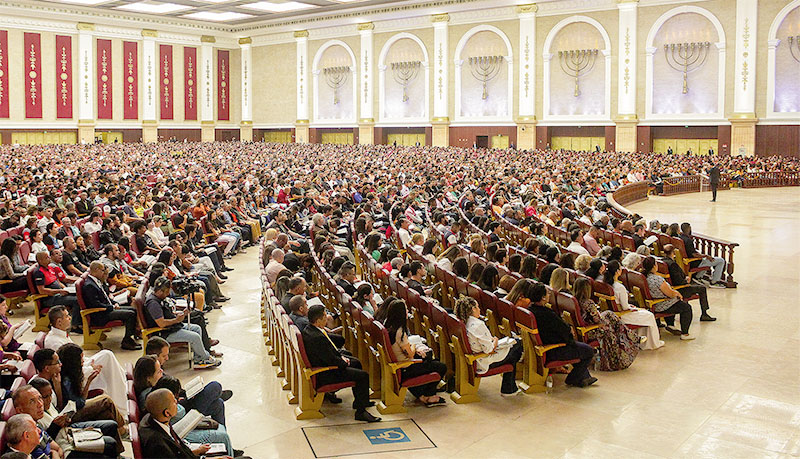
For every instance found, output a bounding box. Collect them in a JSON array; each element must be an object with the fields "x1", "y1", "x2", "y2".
[
  {"x1": 130, "y1": 423, "x2": 143, "y2": 459},
  {"x1": 1, "y1": 399, "x2": 15, "y2": 421},
  {"x1": 19, "y1": 360, "x2": 35, "y2": 381},
  {"x1": 554, "y1": 292, "x2": 587, "y2": 328},
  {"x1": 34, "y1": 332, "x2": 47, "y2": 349},
  {"x1": 18, "y1": 241, "x2": 31, "y2": 265},
  {"x1": 496, "y1": 297, "x2": 516, "y2": 334},
  {"x1": 75, "y1": 274, "x2": 89, "y2": 311},
  {"x1": 513, "y1": 306, "x2": 543, "y2": 346}
]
